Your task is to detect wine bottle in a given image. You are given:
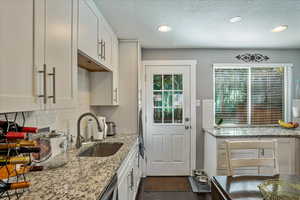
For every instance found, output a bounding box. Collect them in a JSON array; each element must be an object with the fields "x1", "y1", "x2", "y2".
[
  {"x1": 0, "y1": 140, "x2": 37, "y2": 150},
  {"x1": 0, "y1": 121, "x2": 38, "y2": 133},
  {"x1": 0, "y1": 181, "x2": 30, "y2": 192},
  {"x1": 0, "y1": 156, "x2": 31, "y2": 166},
  {"x1": 0, "y1": 165, "x2": 43, "y2": 179},
  {"x1": 0, "y1": 147, "x2": 41, "y2": 156},
  {"x1": 0, "y1": 132, "x2": 27, "y2": 140},
  {"x1": 27, "y1": 165, "x2": 43, "y2": 172}
]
